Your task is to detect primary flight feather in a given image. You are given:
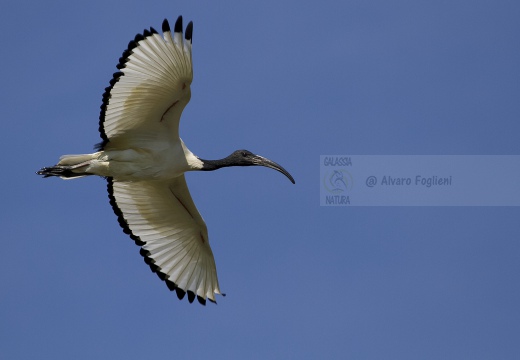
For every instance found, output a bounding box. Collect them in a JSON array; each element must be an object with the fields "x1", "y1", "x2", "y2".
[{"x1": 37, "y1": 16, "x2": 295, "y2": 305}]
